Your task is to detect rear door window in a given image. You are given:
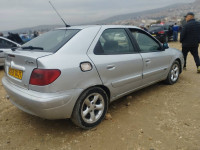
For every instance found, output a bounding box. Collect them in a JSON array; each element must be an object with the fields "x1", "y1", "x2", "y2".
[{"x1": 94, "y1": 29, "x2": 135, "y2": 55}]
